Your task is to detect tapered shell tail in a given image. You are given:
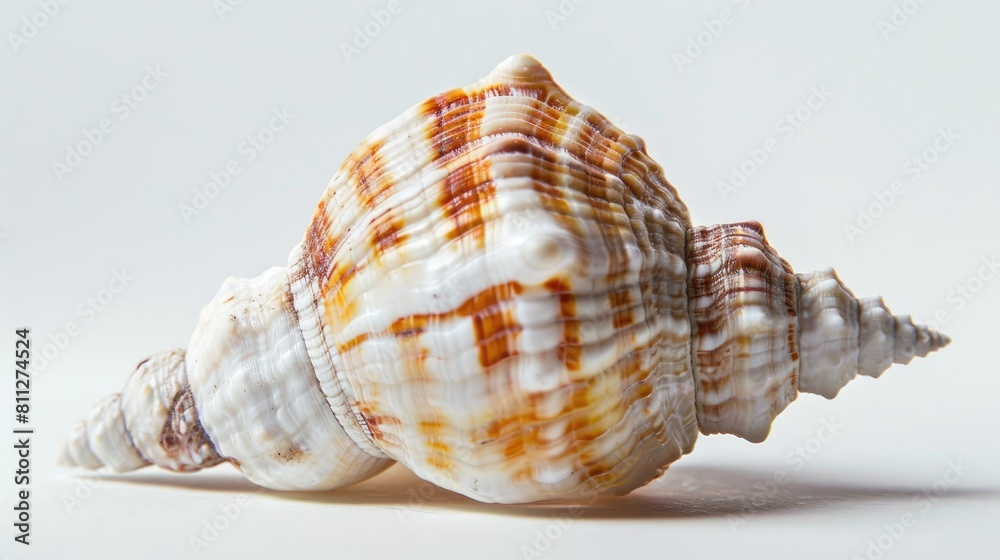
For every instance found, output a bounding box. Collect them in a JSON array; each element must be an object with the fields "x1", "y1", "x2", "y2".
[
  {"x1": 57, "y1": 349, "x2": 225, "y2": 473},
  {"x1": 60, "y1": 267, "x2": 396, "y2": 490},
  {"x1": 796, "y1": 269, "x2": 951, "y2": 398},
  {"x1": 686, "y1": 222, "x2": 950, "y2": 443}
]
